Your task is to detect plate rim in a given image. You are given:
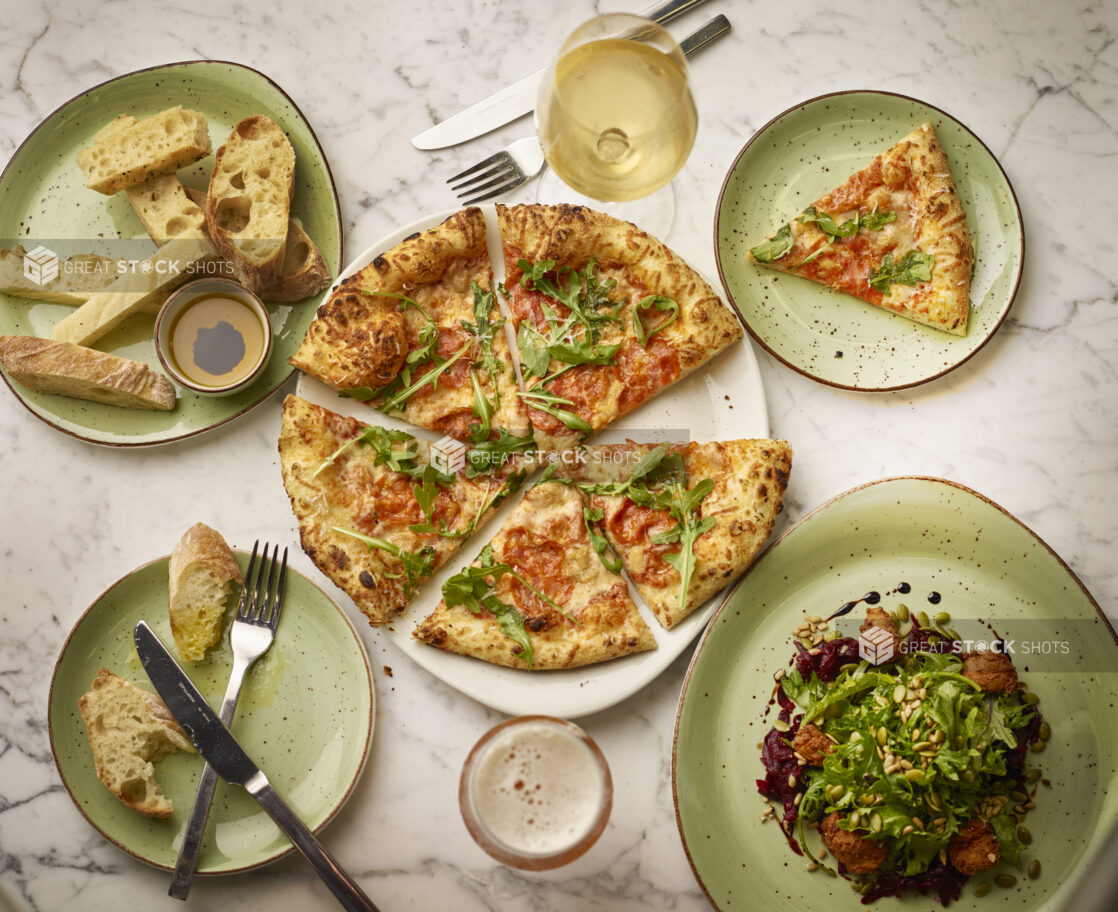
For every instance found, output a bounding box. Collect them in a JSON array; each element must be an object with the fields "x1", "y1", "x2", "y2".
[
  {"x1": 670, "y1": 473, "x2": 1115, "y2": 910},
  {"x1": 294, "y1": 204, "x2": 771, "y2": 719},
  {"x1": 713, "y1": 88, "x2": 1026, "y2": 392},
  {"x1": 0, "y1": 58, "x2": 344, "y2": 448},
  {"x1": 46, "y1": 549, "x2": 375, "y2": 874}
]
